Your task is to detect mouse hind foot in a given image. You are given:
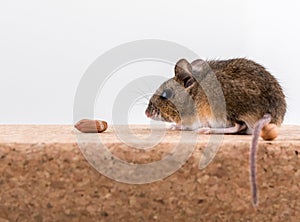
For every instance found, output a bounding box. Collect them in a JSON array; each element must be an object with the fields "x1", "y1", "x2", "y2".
[{"x1": 195, "y1": 123, "x2": 247, "y2": 134}]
